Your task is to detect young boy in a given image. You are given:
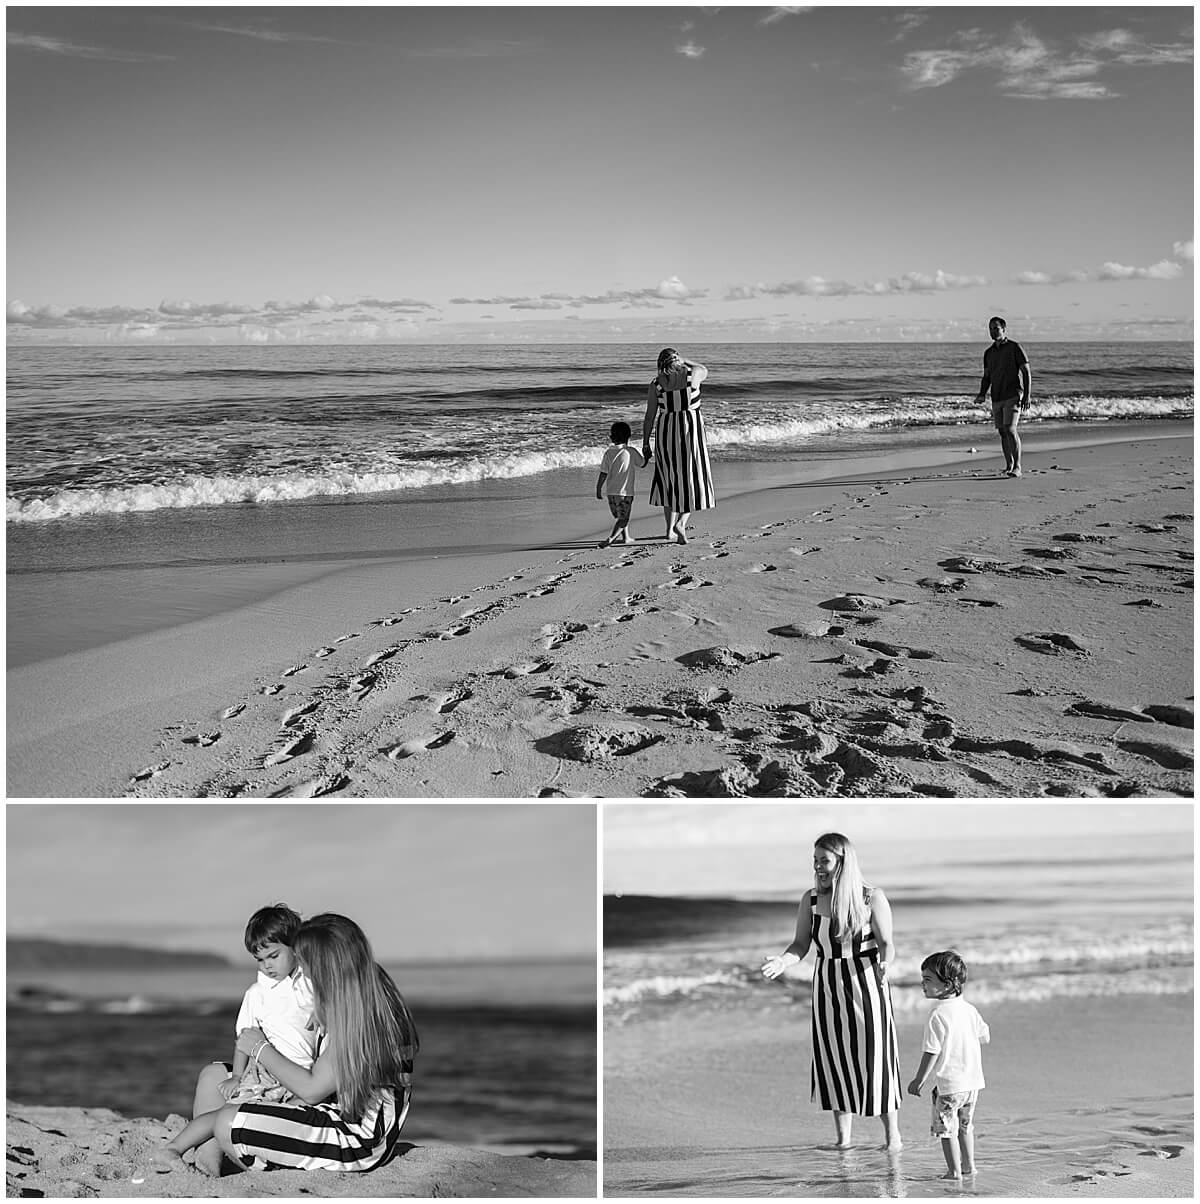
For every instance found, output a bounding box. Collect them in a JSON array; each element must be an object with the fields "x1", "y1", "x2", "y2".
[
  {"x1": 907, "y1": 950, "x2": 990, "y2": 1180},
  {"x1": 596, "y1": 421, "x2": 650, "y2": 546},
  {"x1": 154, "y1": 903, "x2": 316, "y2": 1174}
]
